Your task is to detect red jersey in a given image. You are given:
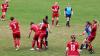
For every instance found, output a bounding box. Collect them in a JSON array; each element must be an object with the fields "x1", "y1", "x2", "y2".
[
  {"x1": 9, "y1": 20, "x2": 20, "y2": 33},
  {"x1": 40, "y1": 23, "x2": 48, "y2": 32},
  {"x1": 91, "y1": 24, "x2": 97, "y2": 36},
  {"x1": 66, "y1": 41, "x2": 79, "y2": 56},
  {"x1": 30, "y1": 24, "x2": 40, "y2": 33},
  {"x1": 1, "y1": 3, "x2": 8, "y2": 10},
  {"x1": 52, "y1": 5, "x2": 59, "y2": 13}
]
